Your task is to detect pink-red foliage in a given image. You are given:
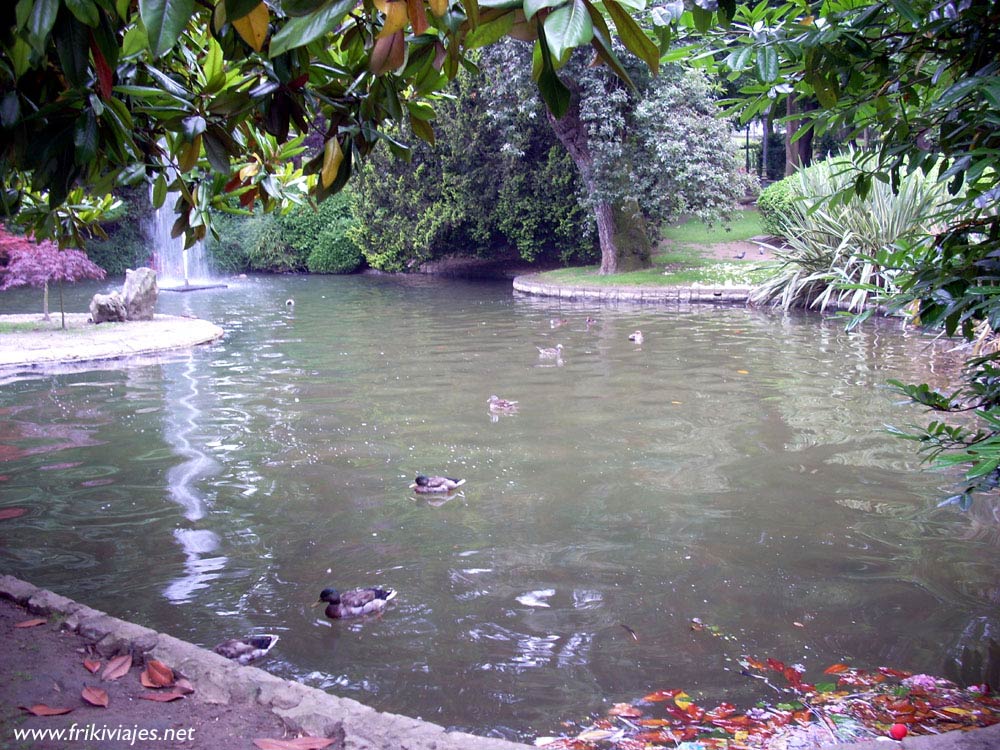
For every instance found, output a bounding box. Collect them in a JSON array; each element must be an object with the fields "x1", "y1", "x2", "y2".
[{"x1": 0, "y1": 225, "x2": 105, "y2": 290}]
